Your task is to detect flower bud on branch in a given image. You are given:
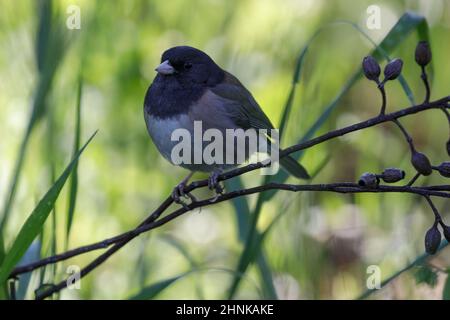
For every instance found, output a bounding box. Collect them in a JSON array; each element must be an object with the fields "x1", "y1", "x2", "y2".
[
  {"x1": 414, "y1": 41, "x2": 432, "y2": 103},
  {"x1": 379, "y1": 168, "x2": 405, "y2": 183},
  {"x1": 383, "y1": 58, "x2": 403, "y2": 82},
  {"x1": 415, "y1": 41, "x2": 432, "y2": 67},
  {"x1": 411, "y1": 151, "x2": 432, "y2": 176},
  {"x1": 434, "y1": 162, "x2": 450, "y2": 178},
  {"x1": 424, "y1": 222, "x2": 441, "y2": 255},
  {"x1": 362, "y1": 56, "x2": 381, "y2": 82},
  {"x1": 358, "y1": 173, "x2": 379, "y2": 188}
]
